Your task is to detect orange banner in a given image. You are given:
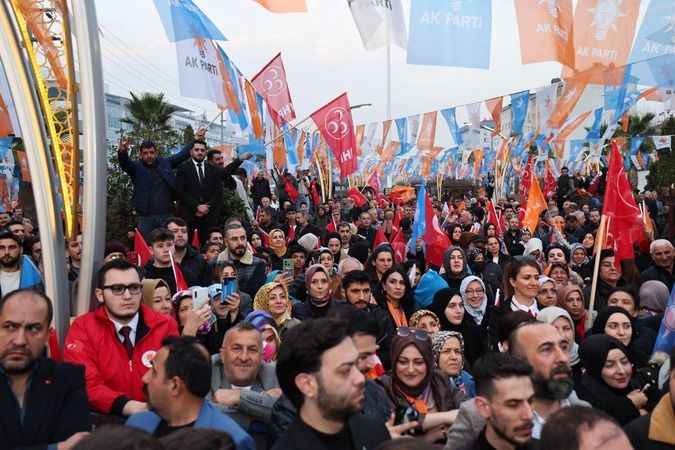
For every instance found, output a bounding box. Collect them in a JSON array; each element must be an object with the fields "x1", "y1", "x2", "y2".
[
  {"x1": 523, "y1": 172, "x2": 546, "y2": 234},
  {"x1": 0, "y1": 94, "x2": 12, "y2": 137},
  {"x1": 555, "y1": 110, "x2": 593, "y2": 143},
  {"x1": 244, "y1": 80, "x2": 264, "y2": 140},
  {"x1": 417, "y1": 111, "x2": 437, "y2": 151},
  {"x1": 547, "y1": 71, "x2": 591, "y2": 129},
  {"x1": 254, "y1": 0, "x2": 307, "y2": 13},
  {"x1": 382, "y1": 120, "x2": 392, "y2": 147},
  {"x1": 272, "y1": 124, "x2": 286, "y2": 170},
  {"x1": 514, "y1": 0, "x2": 574, "y2": 67},
  {"x1": 355, "y1": 124, "x2": 365, "y2": 156},
  {"x1": 485, "y1": 97, "x2": 503, "y2": 135}
]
